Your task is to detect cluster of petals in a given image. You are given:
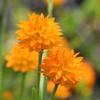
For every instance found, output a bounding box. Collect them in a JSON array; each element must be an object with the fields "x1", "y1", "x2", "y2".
[
  {"x1": 16, "y1": 13, "x2": 62, "y2": 52},
  {"x1": 6, "y1": 44, "x2": 38, "y2": 73},
  {"x1": 41, "y1": 47, "x2": 83, "y2": 86}
]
